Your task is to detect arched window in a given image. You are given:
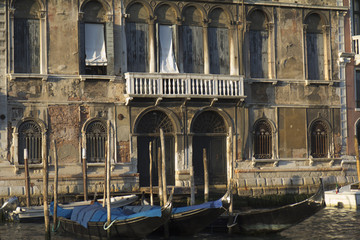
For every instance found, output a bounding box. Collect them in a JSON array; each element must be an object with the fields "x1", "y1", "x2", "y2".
[
  {"x1": 13, "y1": 0, "x2": 41, "y2": 73},
  {"x1": 305, "y1": 13, "x2": 324, "y2": 80},
  {"x1": 253, "y1": 120, "x2": 272, "y2": 159},
  {"x1": 80, "y1": 0, "x2": 112, "y2": 75},
  {"x1": 126, "y1": 3, "x2": 149, "y2": 72},
  {"x1": 86, "y1": 120, "x2": 107, "y2": 163},
  {"x1": 208, "y1": 8, "x2": 229, "y2": 75},
  {"x1": 155, "y1": 4, "x2": 179, "y2": 73},
  {"x1": 18, "y1": 121, "x2": 42, "y2": 164},
  {"x1": 310, "y1": 120, "x2": 328, "y2": 158},
  {"x1": 180, "y1": 6, "x2": 204, "y2": 73},
  {"x1": 249, "y1": 10, "x2": 268, "y2": 78}
]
